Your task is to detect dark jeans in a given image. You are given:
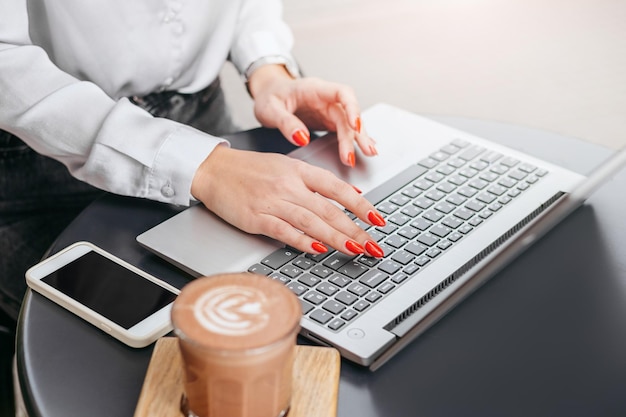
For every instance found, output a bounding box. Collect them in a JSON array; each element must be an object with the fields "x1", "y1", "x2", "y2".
[{"x1": 0, "y1": 78, "x2": 237, "y2": 321}]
